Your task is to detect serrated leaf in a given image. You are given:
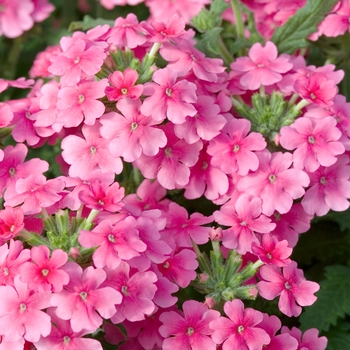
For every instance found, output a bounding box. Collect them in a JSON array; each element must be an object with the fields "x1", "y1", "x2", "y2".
[
  {"x1": 68, "y1": 15, "x2": 114, "y2": 32},
  {"x1": 299, "y1": 265, "x2": 350, "y2": 332},
  {"x1": 271, "y1": 0, "x2": 339, "y2": 53},
  {"x1": 201, "y1": 27, "x2": 224, "y2": 55},
  {"x1": 211, "y1": 0, "x2": 230, "y2": 16},
  {"x1": 191, "y1": 9, "x2": 216, "y2": 32},
  {"x1": 325, "y1": 322, "x2": 350, "y2": 350}
]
